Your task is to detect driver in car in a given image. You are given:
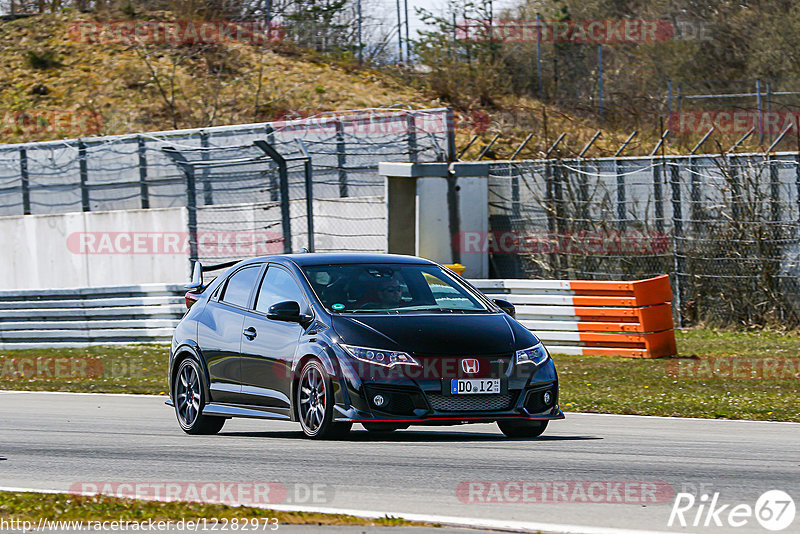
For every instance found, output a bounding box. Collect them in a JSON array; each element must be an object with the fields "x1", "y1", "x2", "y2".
[{"x1": 376, "y1": 277, "x2": 403, "y2": 307}]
